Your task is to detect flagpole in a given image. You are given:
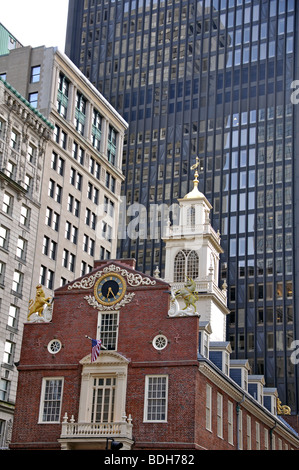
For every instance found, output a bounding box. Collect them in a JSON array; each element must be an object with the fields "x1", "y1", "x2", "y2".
[{"x1": 85, "y1": 335, "x2": 107, "y2": 349}]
